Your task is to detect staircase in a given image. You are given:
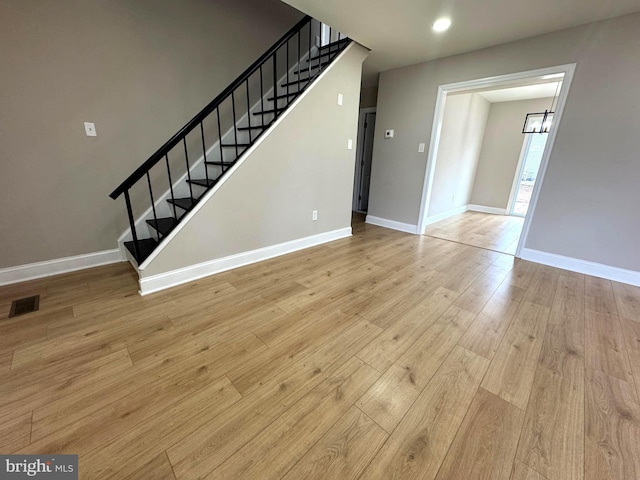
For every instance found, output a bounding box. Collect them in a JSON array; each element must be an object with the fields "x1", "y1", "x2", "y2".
[{"x1": 110, "y1": 16, "x2": 350, "y2": 266}]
